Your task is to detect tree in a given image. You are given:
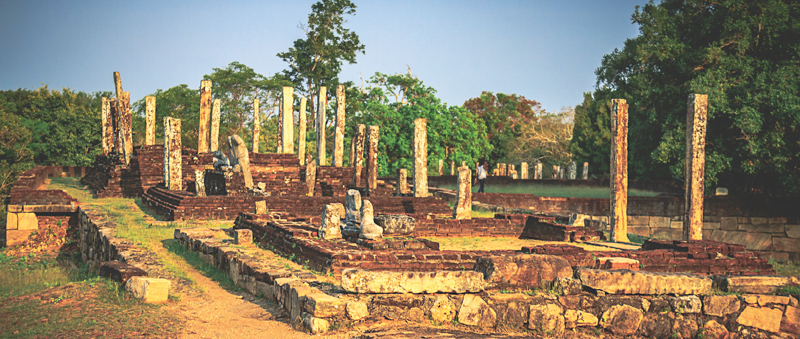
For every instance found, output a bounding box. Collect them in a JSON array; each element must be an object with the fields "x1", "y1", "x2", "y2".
[
  {"x1": 569, "y1": 89, "x2": 617, "y2": 176},
  {"x1": 582, "y1": 0, "x2": 800, "y2": 195},
  {"x1": 278, "y1": 0, "x2": 365, "y2": 124},
  {"x1": 463, "y1": 92, "x2": 541, "y2": 162},
  {"x1": 134, "y1": 84, "x2": 200, "y2": 149},
  {"x1": 508, "y1": 107, "x2": 575, "y2": 168}
]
